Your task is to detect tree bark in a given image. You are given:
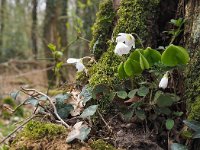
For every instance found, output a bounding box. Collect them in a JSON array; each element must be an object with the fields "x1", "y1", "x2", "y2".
[
  {"x1": 31, "y1": 0, "x2": 38, "y2": 59},
  {"x1": 184, "y1": 0, "x2": 200, "y2": 149},
  {"x1": 0, "y1": 0, "x2": 6, "y2": 49},
  {"x1": 43, "y1": 0, "x2": 68, "y2": 86}
]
